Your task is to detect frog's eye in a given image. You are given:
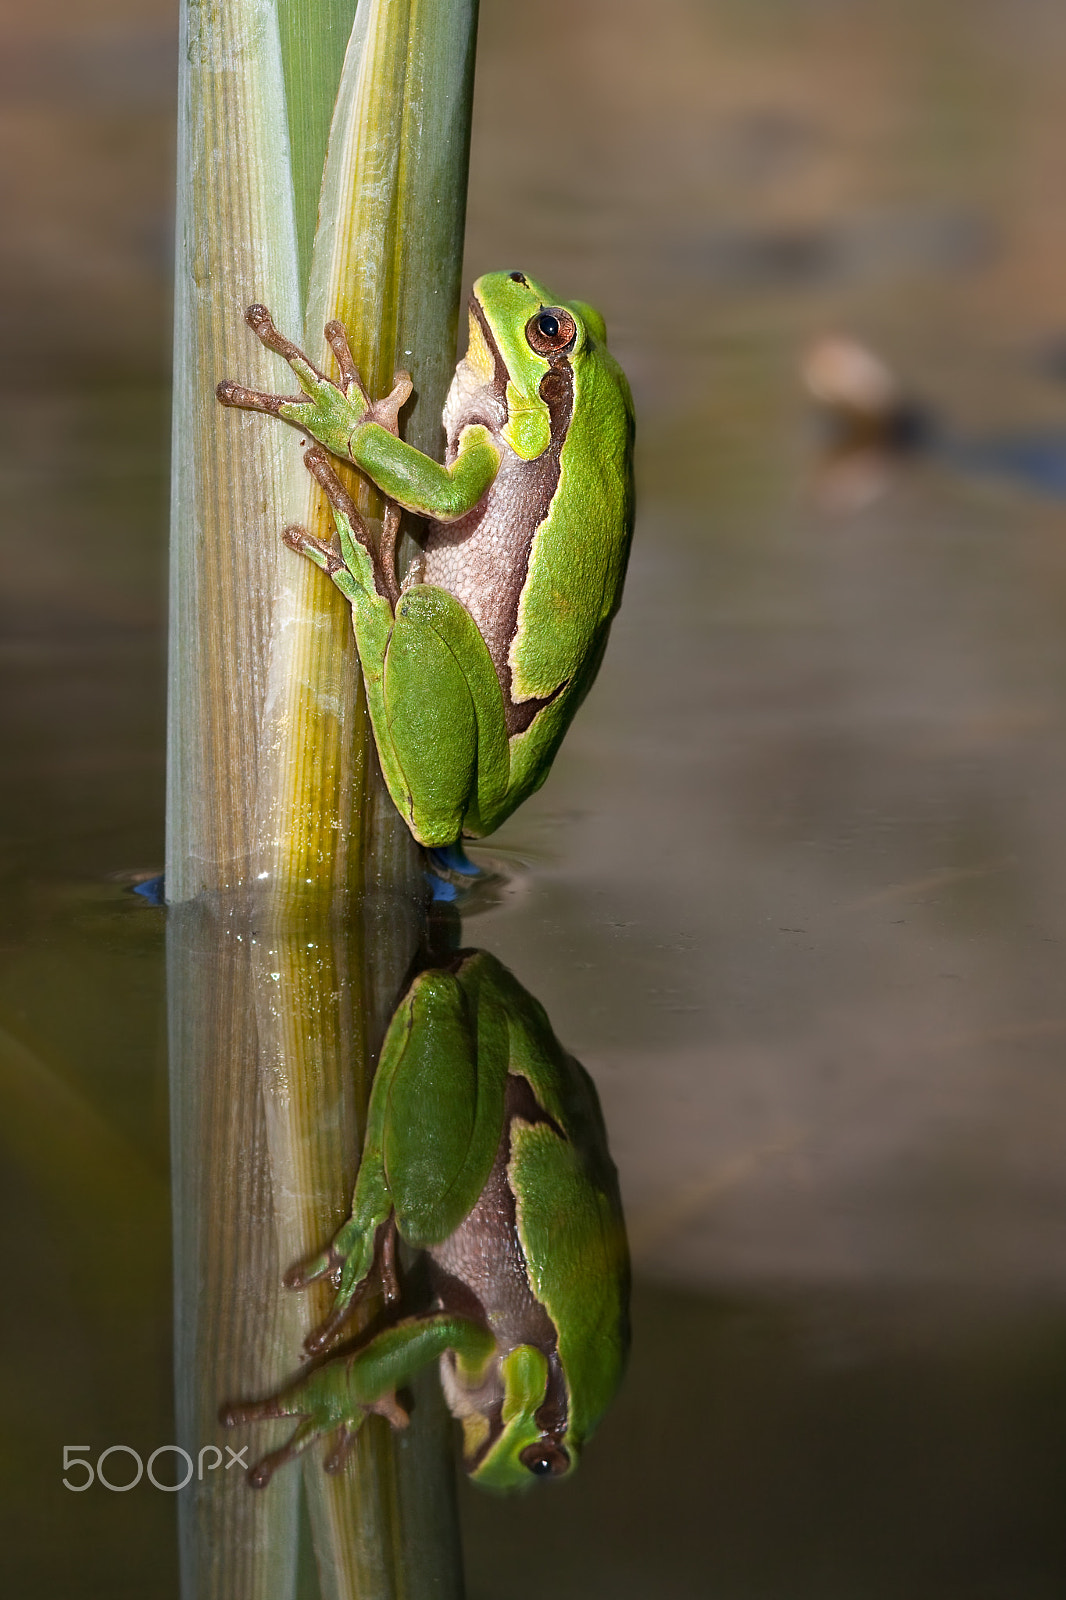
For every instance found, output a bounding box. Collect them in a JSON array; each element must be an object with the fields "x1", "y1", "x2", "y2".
[
  {"x1": 519, "y1": 1441, "x2": 571, "y2": 1478},
  {"x1": 525, "y1": 308, "x2": 577, "y2": 359}
]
